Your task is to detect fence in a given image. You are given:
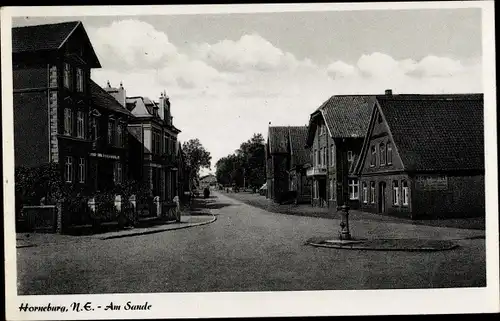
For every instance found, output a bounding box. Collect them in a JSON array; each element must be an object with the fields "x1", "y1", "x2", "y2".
[{"x1": 18, "y1": 194, "x2": 182, "y2": 234}]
